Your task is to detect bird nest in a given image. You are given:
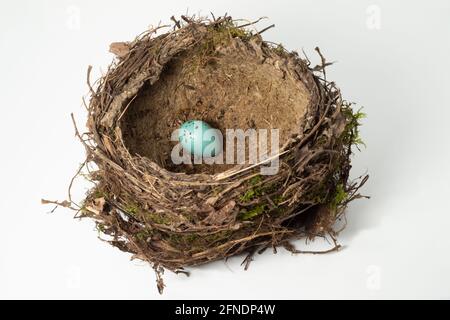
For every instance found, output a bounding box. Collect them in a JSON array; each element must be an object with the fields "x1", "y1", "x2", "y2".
[{"x1": 50, "y1": 16, "x2": 368, "y2": 293}]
